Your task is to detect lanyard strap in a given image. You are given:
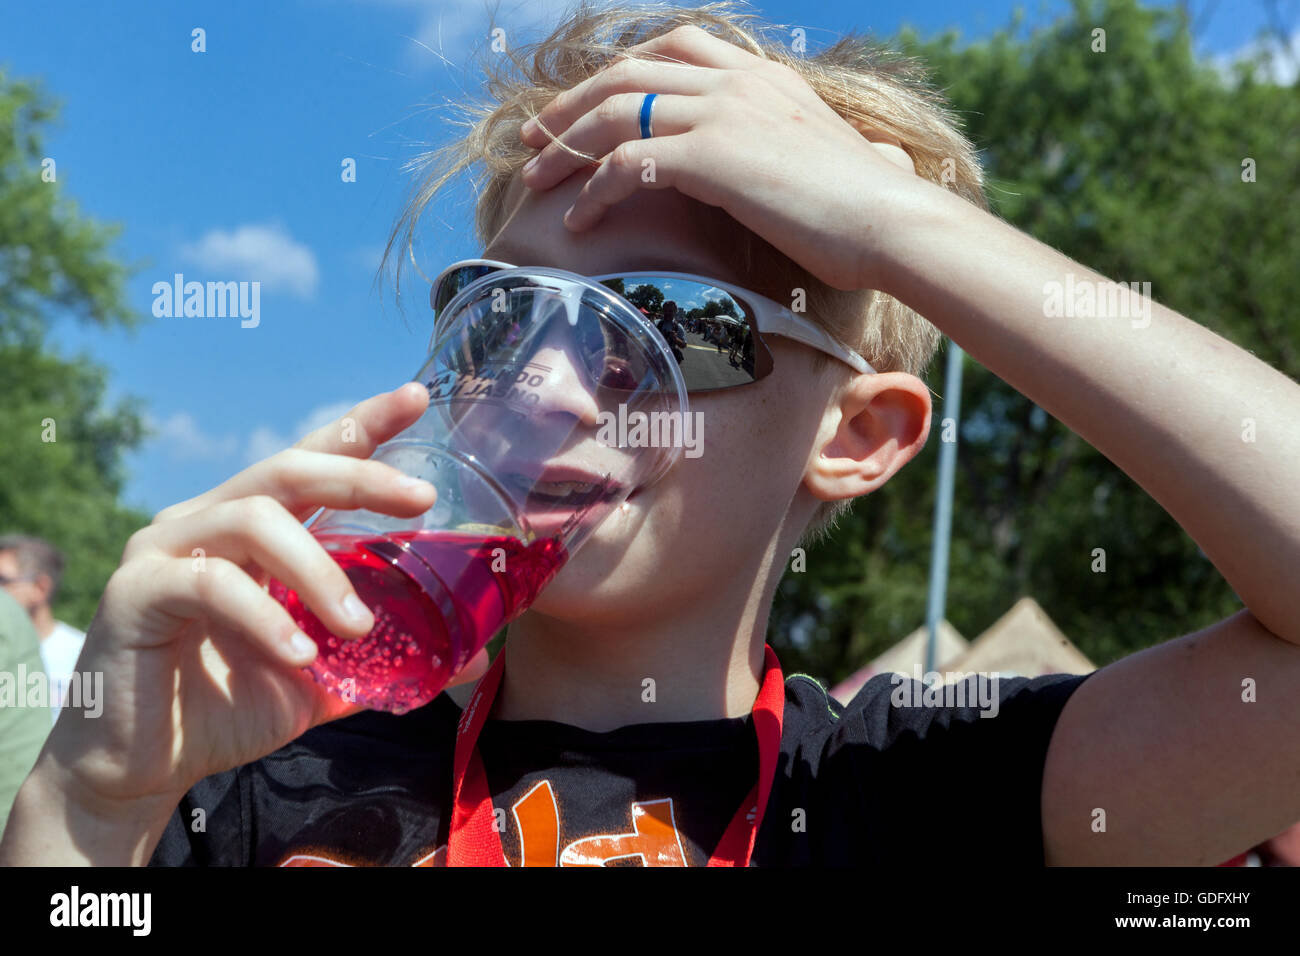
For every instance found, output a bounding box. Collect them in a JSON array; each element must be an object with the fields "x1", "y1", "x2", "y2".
[{"x1": 448, "y1": 644, "x2": 786, "y2": 867}]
